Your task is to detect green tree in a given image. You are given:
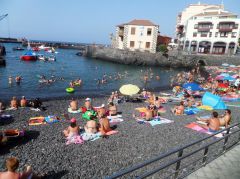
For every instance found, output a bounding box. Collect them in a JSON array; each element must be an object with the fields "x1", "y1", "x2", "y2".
[{"x1": 157, "y1": 44, "x2": 168, "y2": 53}]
